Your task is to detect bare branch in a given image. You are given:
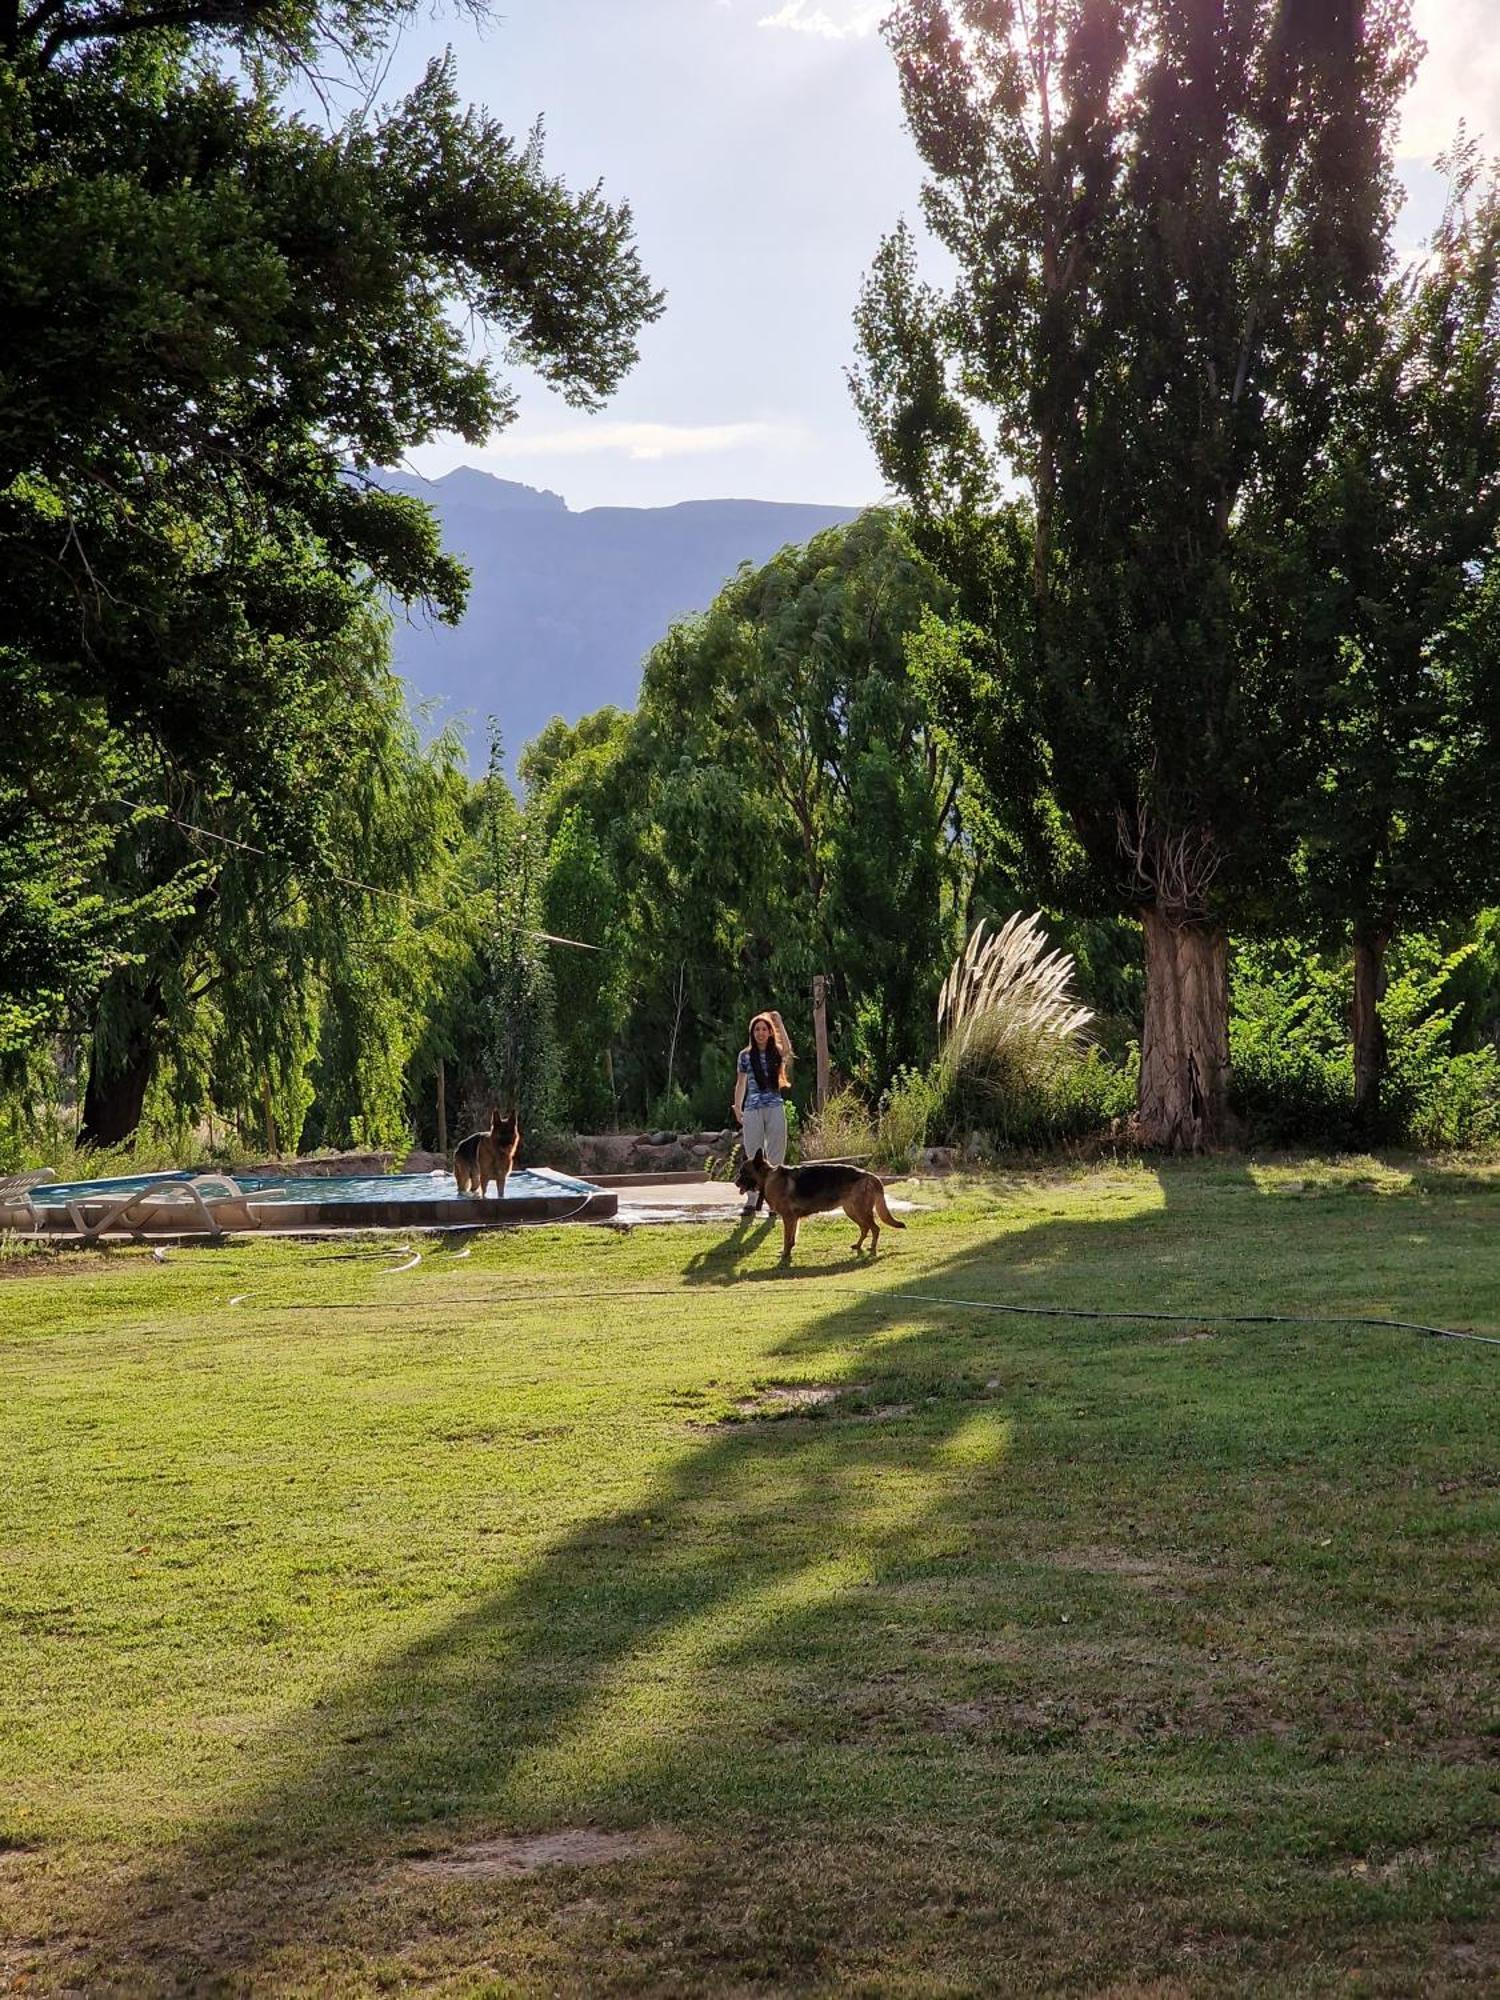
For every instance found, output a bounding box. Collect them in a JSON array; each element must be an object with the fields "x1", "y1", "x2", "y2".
[{"x1": 1116, "y1": 804, "x2": 1223, "y2": 924}]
